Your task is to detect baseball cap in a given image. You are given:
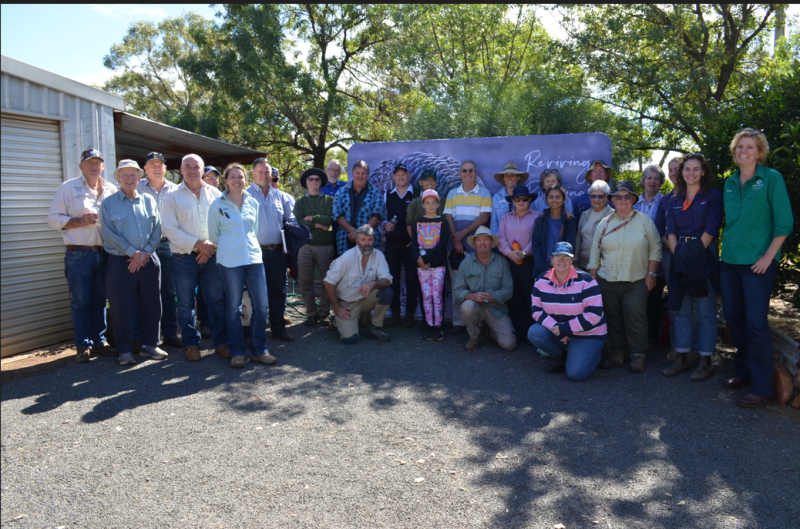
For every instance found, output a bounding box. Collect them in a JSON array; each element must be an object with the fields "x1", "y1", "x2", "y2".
[
  {"x1": 421, "y1": 189, "x2": 440, "y2": 201},
  {"x1": 418, "y1": 169, "x2": 437, "y2": 181},
  {"x1": 80, "y1": 149, "x2": 103, "y2": 162},
  {"x1": 203, "y1": 165, "x2": 221, "y2": 176},
  {"x1": 551, "y1": 242, "x2": 574, "y2": 258},
  {"x1": 145, "y1": 152, "x2": 166, "y2": 163},
  {"x1": 393, "y1": 163, "x2": 409, "y2": 174},
  {"x1": 271, "y1": 167, "x2": 280, "y2": 178}
]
